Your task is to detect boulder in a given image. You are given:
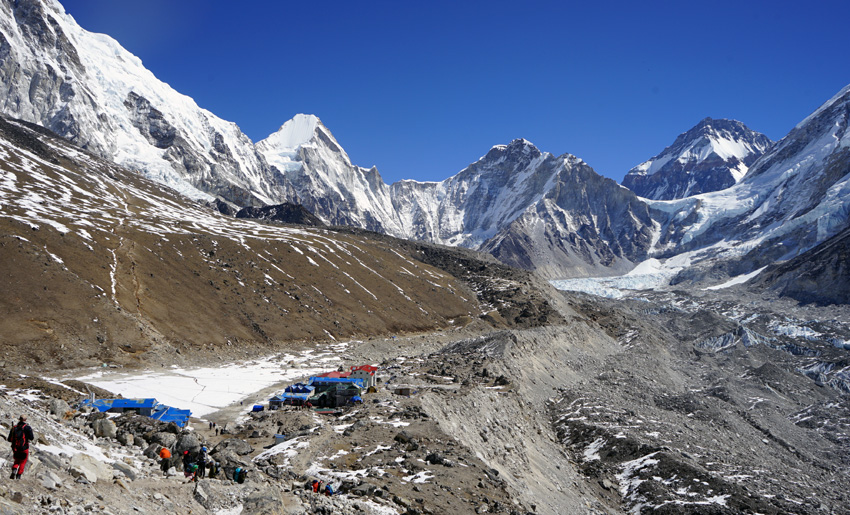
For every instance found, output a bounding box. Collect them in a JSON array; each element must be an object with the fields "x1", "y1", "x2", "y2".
[
  {"x1": 111, "y1": 461, "x2": 137, "y2": 481},
  {"x1": 352, "y1": 483, "x2": 377, "y2": 496},
  {"x1": 425, "y1": 452, "x2": 452, "y2": 467},
  {"x1": 36, "y1": 452, "x2": 64, "y2": 471},
  {"x1": 149, "y1": 431, "x2": 177, "y2": 448},
  {"x1": 212, "y1": 438, "x2": 253, "y2": 456},
  {"x1": 174, "y1": 433, "x2": 201, "y2": 456},
  {"x1": 117, "y1": 432, "x2": 134, "y2": 446},
  {"x1": 143, "y1": 443, "x2": 162, "y2": 459},
  {"x1": 243, "y1": 486, "x2": 286, "y2": 513},
  {"x1": 69, "y1": 453, "x2": 112, "y2": 483},
  {"x1": 192, "y1": 480, "x2": 239, "y2": 512},
  {"x1": 93, "y1": 418, "x2": 117, "y2": 439},
  {"x1": 39, "y1": 469, "x2": 63, "y2": 491},
  {"x1": 49, "y1": 398, "x2": 72, "y2": 419},
  {"x1": 394, "y1": 431, "x2": 413, "y2": 444}
]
